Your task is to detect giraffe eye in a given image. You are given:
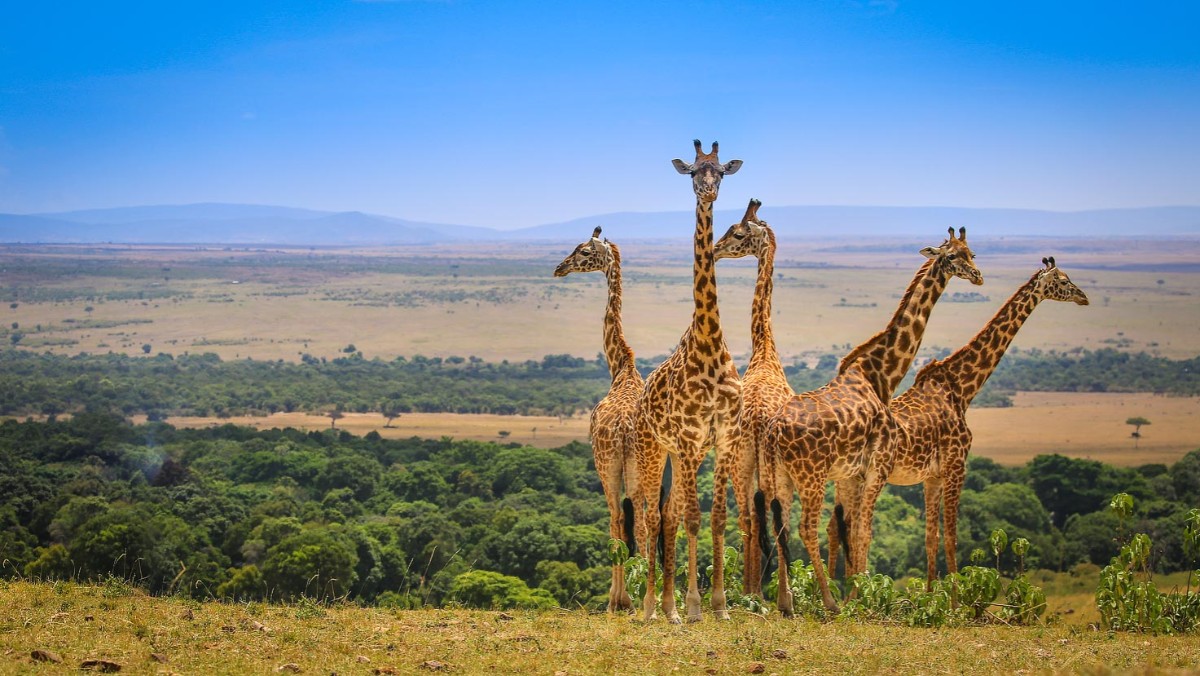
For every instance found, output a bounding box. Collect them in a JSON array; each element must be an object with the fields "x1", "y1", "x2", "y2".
[{"x1": 947, "y1": 253, "x2": 957, "y2": 260}]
